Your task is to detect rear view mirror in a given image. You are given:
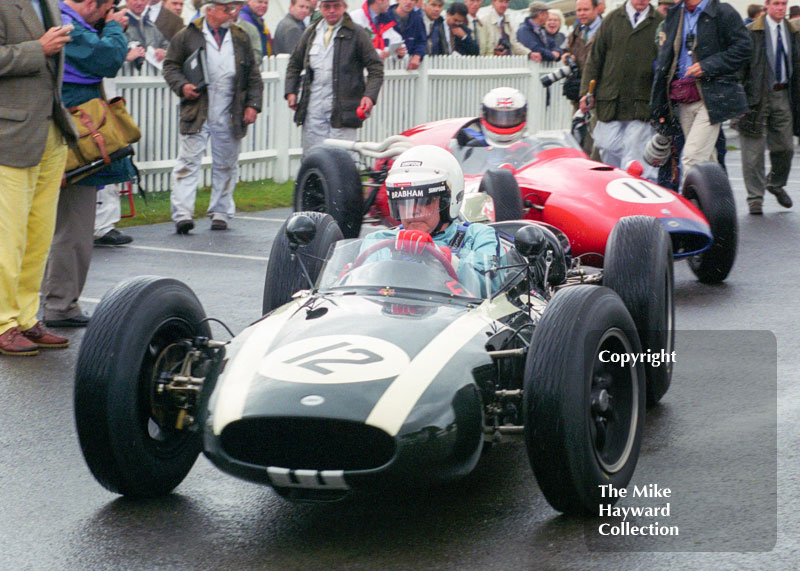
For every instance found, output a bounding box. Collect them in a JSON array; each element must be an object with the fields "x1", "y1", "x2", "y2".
[{"x1": 286, "y1": 214, "x2": 317, "y2": 250}]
